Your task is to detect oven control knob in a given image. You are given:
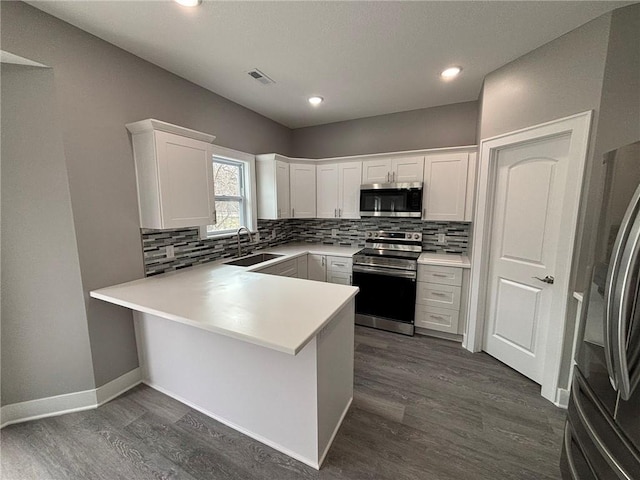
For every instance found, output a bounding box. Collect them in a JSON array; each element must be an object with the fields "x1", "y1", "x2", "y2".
[
  {"x1": 366, "y1": 232, "x2": 372, "y2": 237},
  {"x1": 414, "y1": 234, "x2": 420, "y2": 239}
]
